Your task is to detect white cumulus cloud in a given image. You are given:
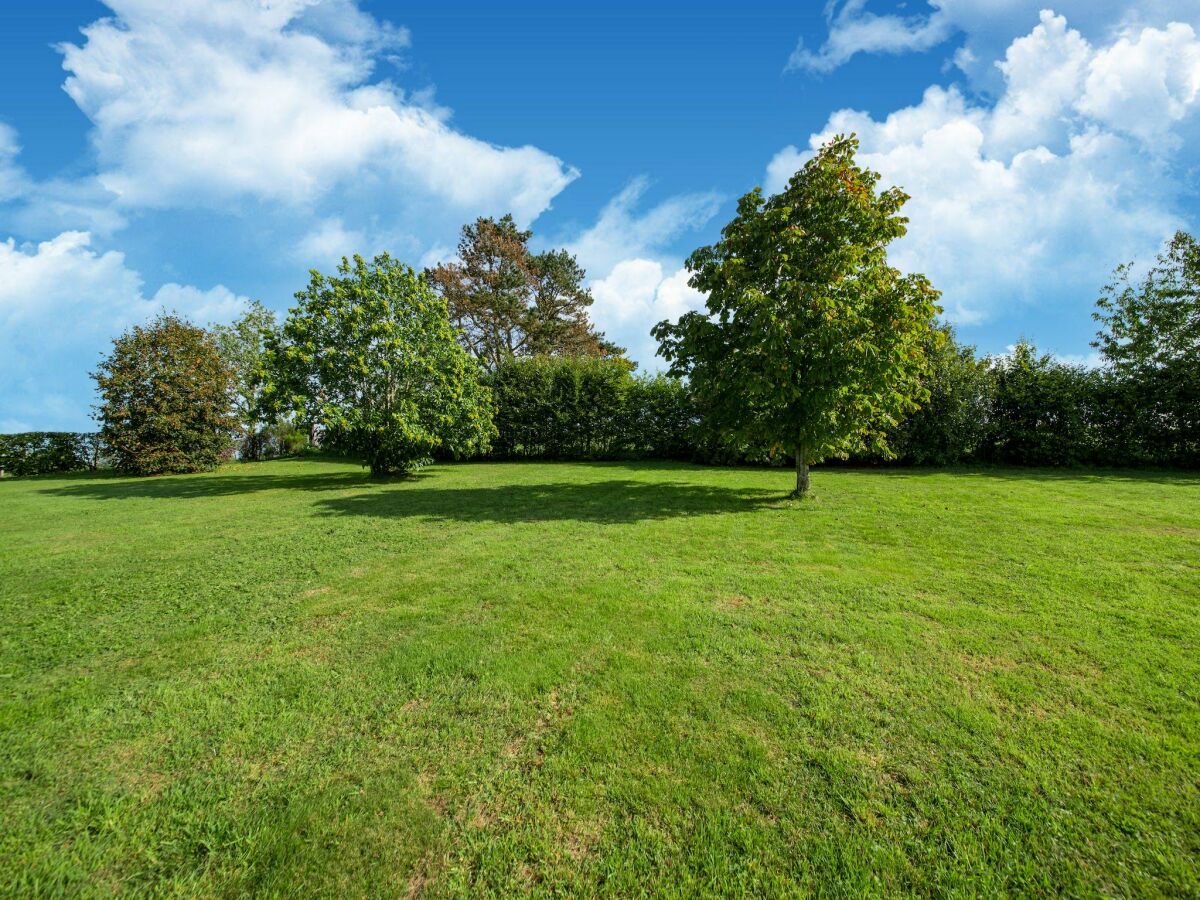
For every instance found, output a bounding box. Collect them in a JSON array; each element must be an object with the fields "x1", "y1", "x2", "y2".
[
  {"x1": 787, "y1": 1, "x2": 1200, "y2": 79},
  {"x1": 788, "y1": 0, "x2": 956, "y2": 73},
  {"x1": 559, "y1": 179, "x2": 721, "y2": 369},
  {"x1": 57, "y1": 0, "x2": 577, "y2": 223},
  {"x1": 768, "y1": 10, "x2": 1200, "y2": 326},
  {"x1": 590, "y1": 261, "x2": 706, "y2": 367},
  {"x1": 565, "y1": 178, "x2": 721, "y2": 279},
  {"x1": 0, "y1": 232, "x2": 249, "y2": 430}
]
